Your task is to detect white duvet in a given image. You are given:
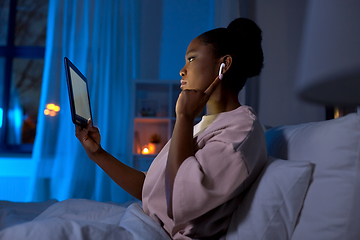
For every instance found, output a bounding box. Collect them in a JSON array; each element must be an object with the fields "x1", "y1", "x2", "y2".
[{"x1": 0, "y1": 199, "x2": 171, "y2": 240}]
